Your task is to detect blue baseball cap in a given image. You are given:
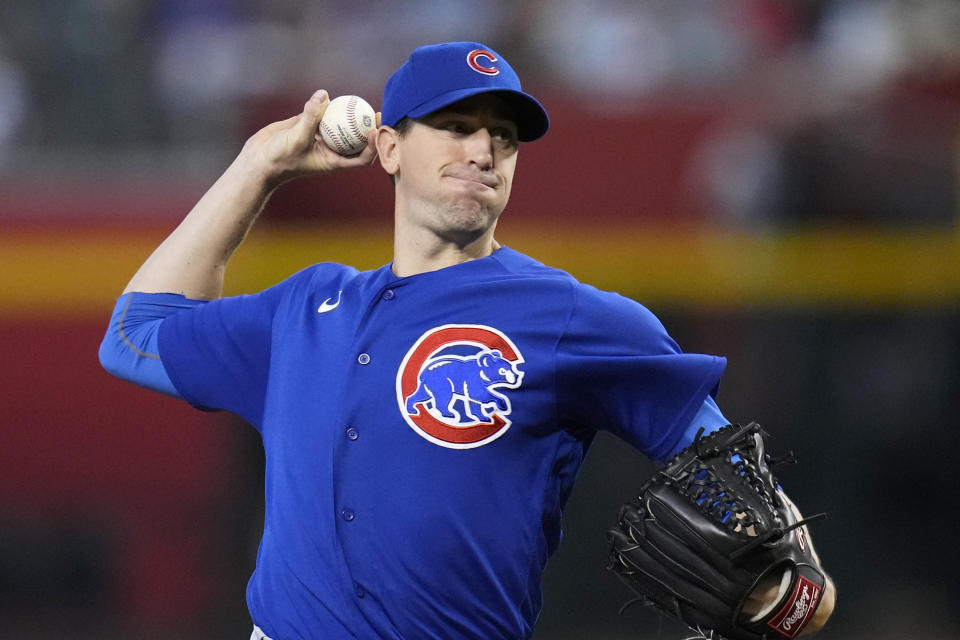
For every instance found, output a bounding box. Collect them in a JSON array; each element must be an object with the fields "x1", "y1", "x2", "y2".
[{"x1": 382, "y1": 42, "x2": 549, "y2": 142}]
